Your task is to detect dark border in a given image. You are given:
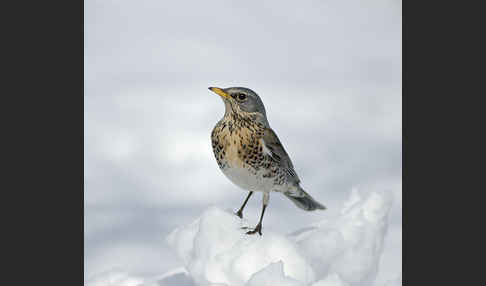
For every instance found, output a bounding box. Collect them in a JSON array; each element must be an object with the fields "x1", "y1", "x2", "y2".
[
  {"x1": 4, "y1": 0, "x2": 84, "y2": 284},
  {"x1": 403, "y1": 0, "x2": 484, "y2": 284}
]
